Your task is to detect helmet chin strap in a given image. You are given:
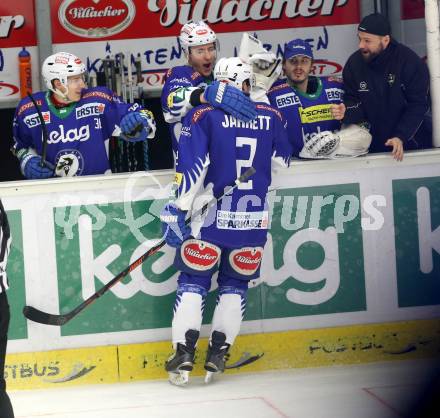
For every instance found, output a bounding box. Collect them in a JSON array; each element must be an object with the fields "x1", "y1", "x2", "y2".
[{"x1": 52, "y1": 85, "x2": 73, "y2": 103}]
